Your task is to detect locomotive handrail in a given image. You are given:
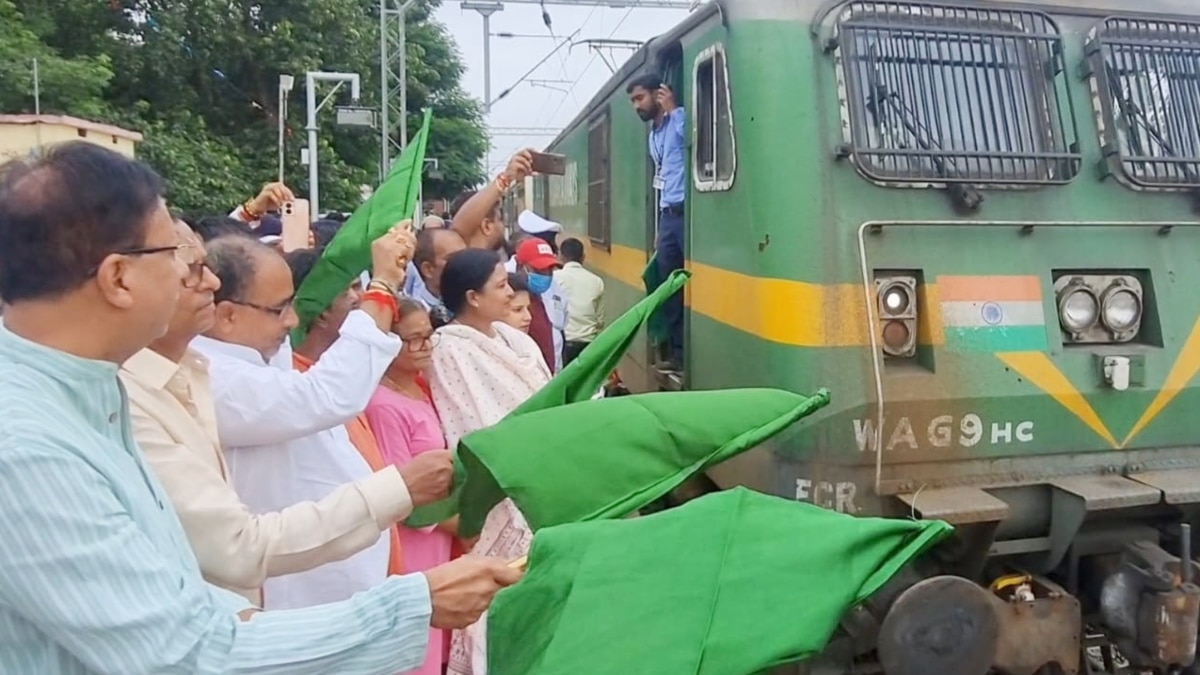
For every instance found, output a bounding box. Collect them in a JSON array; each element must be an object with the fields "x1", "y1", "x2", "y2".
[{"x1": 856, "y1": 219, "x2": 1200, "y2": 495}]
